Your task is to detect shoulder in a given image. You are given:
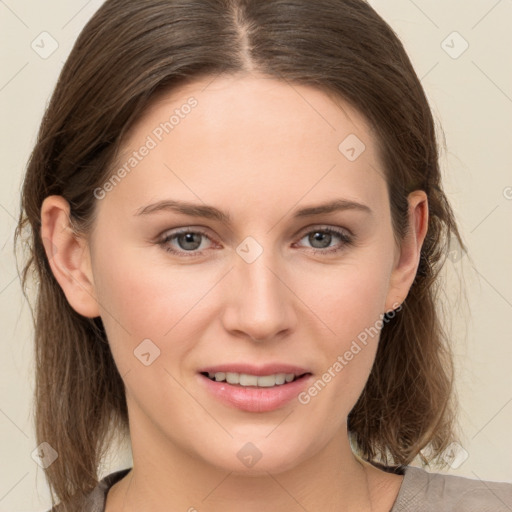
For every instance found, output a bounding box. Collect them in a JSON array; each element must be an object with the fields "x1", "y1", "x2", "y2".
[
  {"x1": 391, "y1": 465, "x2": 512, "y2": 512},
  {"x1": 47, "y1": 468, "x2": 131, "y2": 512}
]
